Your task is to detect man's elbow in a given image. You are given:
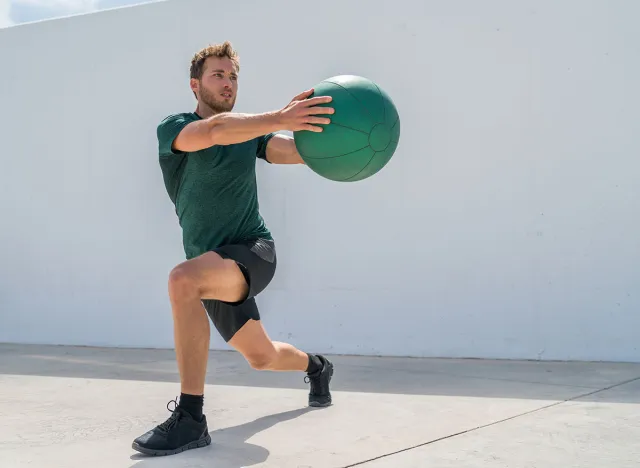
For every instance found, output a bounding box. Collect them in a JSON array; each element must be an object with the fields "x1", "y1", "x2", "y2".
[
  {"x1": 287, "y1": 152, "x2": 305, "y2": 164},
  {"x1": 264, "y1": 134, "x2": 305, "y2": 164},
  {"x1": 269, "y1": 152, "x2": 304, "y2": 164}
]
